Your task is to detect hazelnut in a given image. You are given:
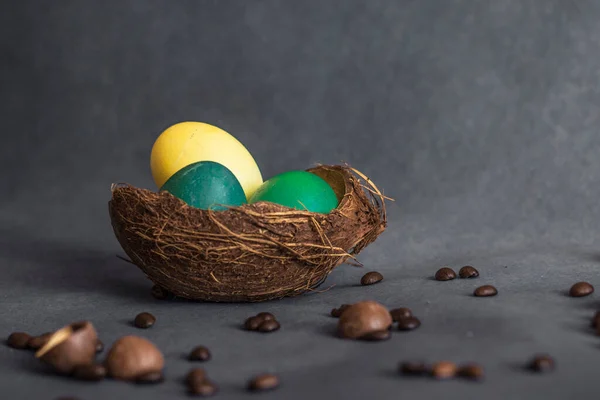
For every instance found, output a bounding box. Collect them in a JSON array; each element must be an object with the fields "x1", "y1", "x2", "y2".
[
  {"x1": 104, "y1": 336, "x2": 164, "y2": 381},
  {"x1": 35, "y1": 321, "x2": 98, "y2": 374},
  {"x1": 337, "y1": 301, "x2": 392, "y2": 339}
]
